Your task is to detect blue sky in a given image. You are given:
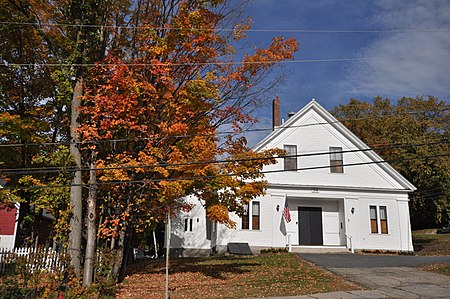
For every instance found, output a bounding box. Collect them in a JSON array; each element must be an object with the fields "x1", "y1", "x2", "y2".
[{"x1": 239, "y1": 0, "x2": 450, "y2": 145}]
